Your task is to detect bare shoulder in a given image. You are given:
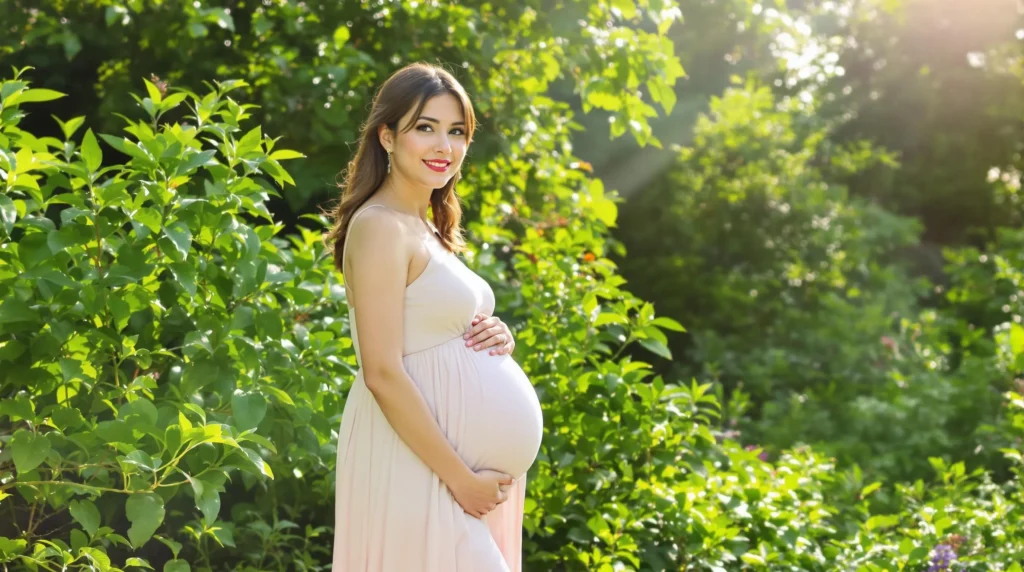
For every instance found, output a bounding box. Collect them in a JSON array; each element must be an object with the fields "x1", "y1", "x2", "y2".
[
  {"x1": 343, "y1": 205, "x2": 410, "y2": 371},
  {"x1": 347, "y1": 206, "x2": 408, "y2": 253},
  {"x1": 345, "y1": 206, "x2": 414, "y2": 279}
]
